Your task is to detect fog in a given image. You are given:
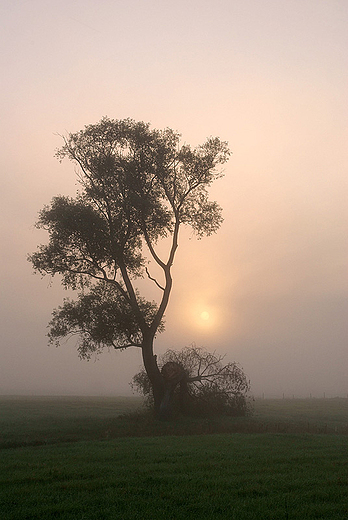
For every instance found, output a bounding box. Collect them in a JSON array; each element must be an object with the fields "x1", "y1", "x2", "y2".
[{"x1": 1, "y1": 0, "x2": 347, "y2": 398}]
